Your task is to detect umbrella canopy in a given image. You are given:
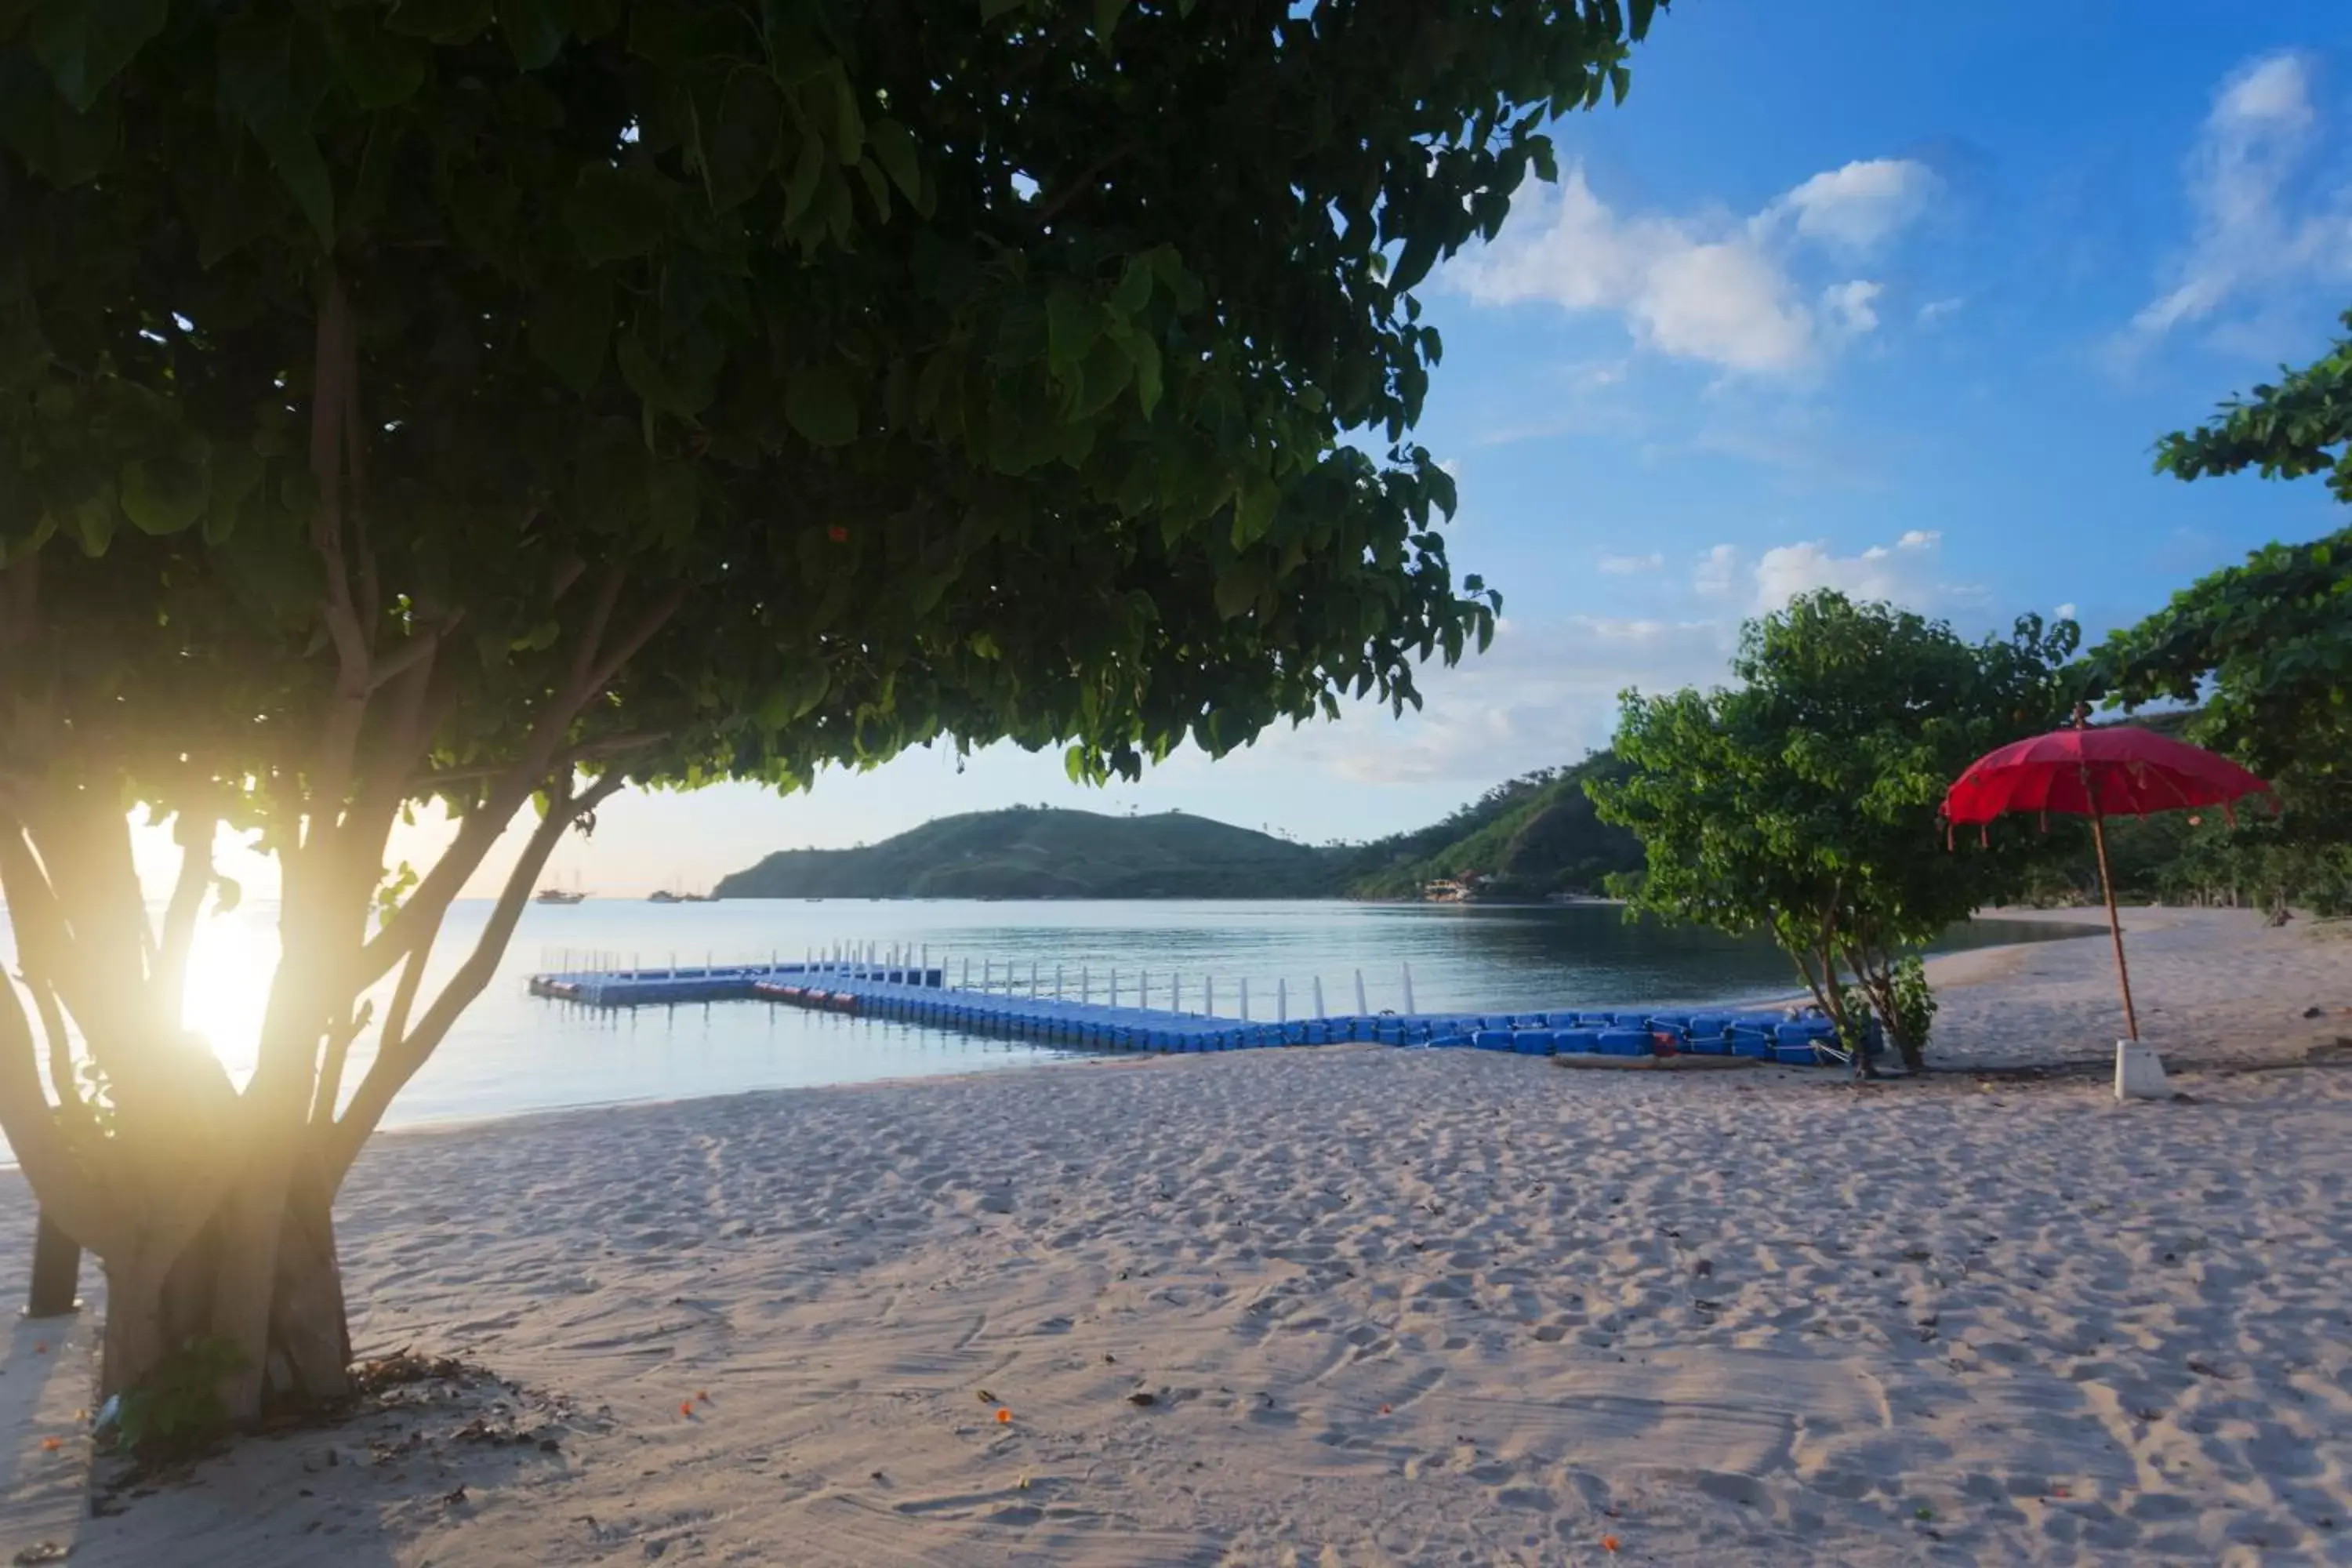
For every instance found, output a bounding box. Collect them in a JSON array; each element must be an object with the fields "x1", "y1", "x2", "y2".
[
  {"x1": 1944, "y1": 725, "x2": 2275, "y2": 825},
  {"x1": 1941, "y1": 717, "x2": 2274, "y2": 1044}
]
